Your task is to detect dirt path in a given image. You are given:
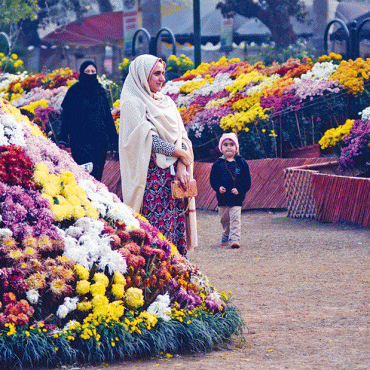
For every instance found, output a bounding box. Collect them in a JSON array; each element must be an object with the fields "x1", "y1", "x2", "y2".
[{"x1": 66, "y1": 210, "x2": 370, "y2": 370}]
